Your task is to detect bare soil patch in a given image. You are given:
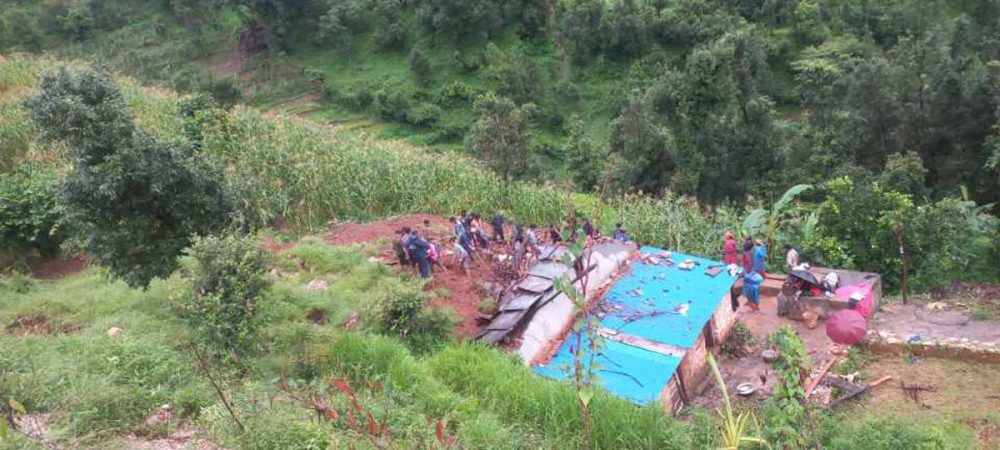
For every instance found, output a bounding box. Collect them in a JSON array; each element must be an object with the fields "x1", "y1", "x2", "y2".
[
  {"x1": 28, "y1": 254, "x2": 88, "y2": 279},
  {"x1": 318, "y1": 213, "x2": 502, "y2": 338}
]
